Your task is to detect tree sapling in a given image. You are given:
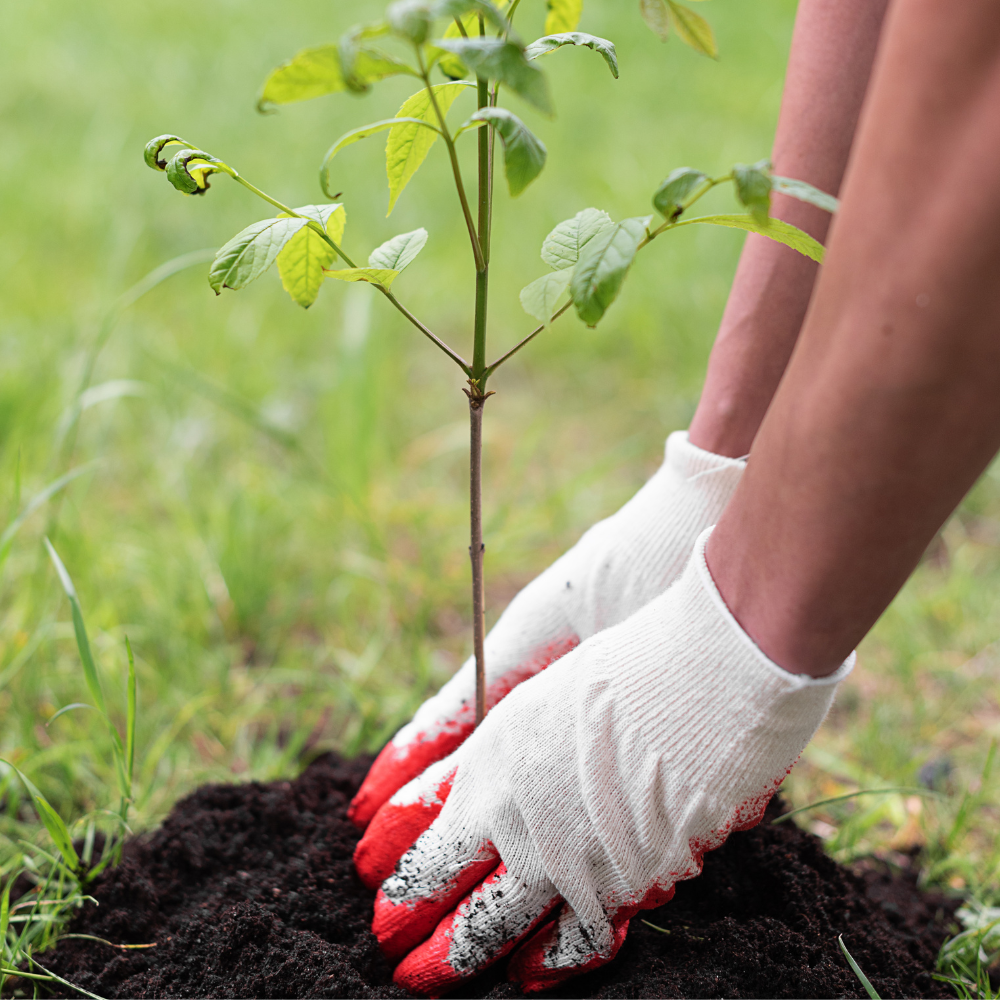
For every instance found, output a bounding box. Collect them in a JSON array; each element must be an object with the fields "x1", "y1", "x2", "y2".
[{"x1": 143, "y1": 0, "x2": 836, "y2": 729}]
